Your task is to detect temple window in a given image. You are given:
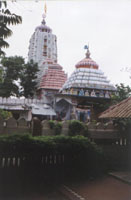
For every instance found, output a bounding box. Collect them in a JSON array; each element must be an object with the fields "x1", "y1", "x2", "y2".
[{"x1": 43, "y1": 52, "x2": 47, "y2": 56}]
